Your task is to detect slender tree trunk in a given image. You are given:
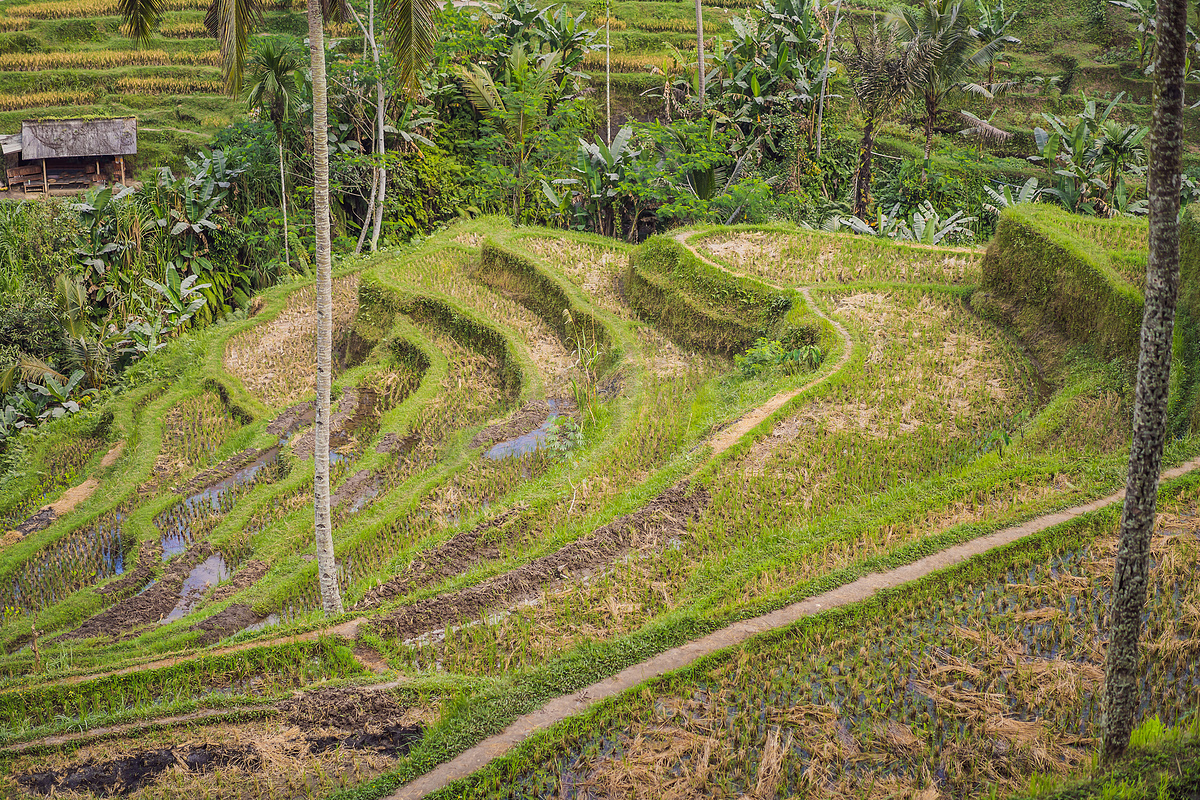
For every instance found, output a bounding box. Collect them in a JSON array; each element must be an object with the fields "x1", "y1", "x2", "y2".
[
  {"x1": 1100, "y1": 0, "x2": 1188, "y2": 764},
  {"x1": 852, "y1": 116, "x2": 876, "y2": 219},
  {"x1": 307, "y1": 0, "x2": 345, "y2": 617},
  {"x1": 368, "y1": 0, "x2": 385, "y2": 252},
  {"x1": 347, "y1": 0, "x2": 386, "y2": 252},
  {"x1": 605, "y1": 0, "x2": 611, "y2": 141},
  {"x1": 696, "y1": 0, "x2": 705, "y2": 107},
  {"x1": 815, "y1": 0, "x2": 842, "y2": 159},
  {"x1": 923, "y1": 94, "x2": 936, "y2": 176},
  {"x1": 356, "y1": 168, "x2": 378, "y2": 255},
  {"x1": 279, "y1": 138, "x2": 290, "y2": 270}
]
